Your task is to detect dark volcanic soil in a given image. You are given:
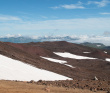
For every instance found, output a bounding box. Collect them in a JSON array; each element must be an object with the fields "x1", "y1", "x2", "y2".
[{"x1": 0, "y1": 41, "x2": 110, "y2": 80}]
